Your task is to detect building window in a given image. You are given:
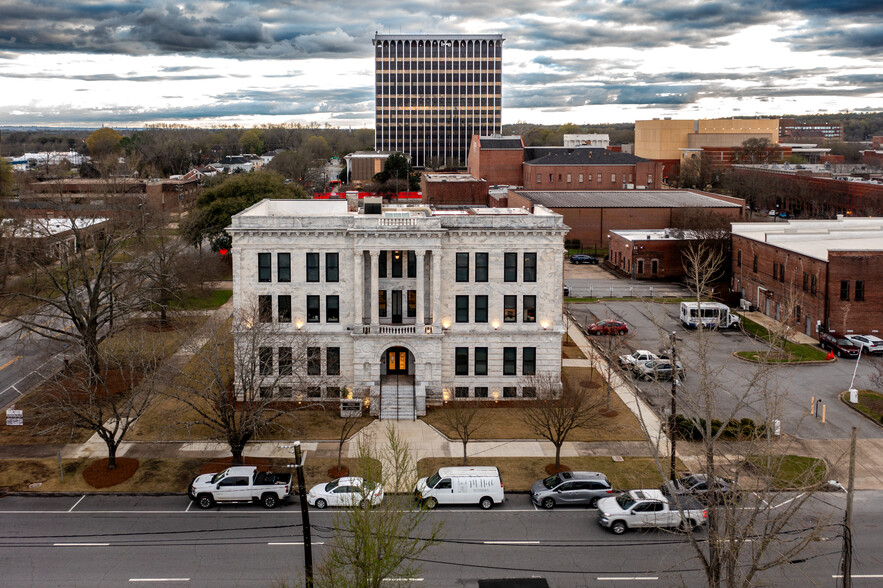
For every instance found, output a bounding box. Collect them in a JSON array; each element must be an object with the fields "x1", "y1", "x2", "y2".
[
  {"x1": 306, "y1": 252, "x2": 319, "y2": 282},
  {"x1": 795, "y1": 305, "x2": 801, "y2": 321},
  {"x1": 379, "y1": 290, "x2": 387, "y2": 317},
  {"x1": 327, "y1": 347, "x2": 340, "y2": 375},
  {"x1": 523, "y1": 347, "x2": 536, "y2": 376},
  {"x1": 307, "y1": 386, "x2": 321, "y2": 398},
  {"x1": 326, "y1": 253, "x2": 339, "y2": 282},
  {"x1": 504, "y1": 295, "x2": 517, "y2": 322},
  {"x1": 307, "y1": 347, "x2": 321, "y2": 375},
  {"x1": 379, "y1": 251, "x2": 387, "y2": 278},
  {"x1": 456, "y1": 252, "x2": 469, "y2": 282},
  {"x1": 475, "y1": 252, "x2": 488, "y2": 282},
  {"x1": 524, "y1": 252, "x2": 537, "y2": 282},
  {"x1": 258, "y1": 253, "x2": 271, "y2": 283},
  {"x1": 549, "y1": 174, "x2": 553, "y2": 183},
  {"x1": 811, "y1": 275, "x2": 817, "y2": 295},
  {"x1": 455, "y1": 347, "x2": 469, "y2": 375},
  {"x1": 637, "y1": 260, "x2": 644, "y2": 275},
  {"x1": 587, "y1": 174, "x2": 592, "y2": 182},
  {"x1": 278, "y1": 295, "x2": 291, "y2": 323},
  {"x1": 407, "y1": 251, "x2": 416, "y2": 278},
  {"x1": 503, "y1": 347, "x2": 517, "y2": 375},
  {"x1": 260, "y1": 387, "x2": 273, "y2": 398},
  {"x1": 391, "y1": 250, "x2": 403, "y2": 278},
  {"x1": 737, "y1": 250, "x2": 742, "y2": 268},
  {"x1": 259, "y1": 347, "x2": 273, "y2": 376},
  {"x1": 773, "y1": 262, "x2": 778, "y2": 280},
  {"x1": 803, "y1": 272, "x2": 809, "y2": 292},
  {"x1": 503, "y1": 386, "x2": 517, "y2": 398},
  {"x1": 279, "y1": 347, "x2": 292, "y2": 376},
  {"x1": 456, "y1": 295, "x2": 469, "y2": 323},
  {"x1": 611, "y1": 173, "x2": 616, "y2": 183},
  {"x1": 407, "y1": 290, "x2": 416, "y2": 317},
  {"x1": 455, "y1": 386, "x2": 469, "y2": 398},
  {"x1": 597, "y1": 174, "x2": 602, "y2": 184},
  {"x1": 856, "y1": 280, "x2": 865, "y2": 302},
  {"x1": 752, "y1": 255, "x2": 758, "y2": 272},
  {"x1": 652, "y1": 259, "x2": 658, "y2": 274},
  {"x1": 278, "y1": 253, "x2": 291, "y2": 282},
  {"x1": 326, "y1": 295, "x2": 339, "y2": 323},
  {"x1": 523, "y1": 295, "x2": 536, "y2": 323},
  {"x1": 840, "y1": 280, "x2": 850, "y2": 301},
  {"x1": 474, "y1": 387, "x2": 489, "y2": 398},
  {"x1": 566, "y1": 174, "x2": 571, "y2": 183},
  {"x1": 259, "y1": 295, "x2": 272, "y2": 323},
  {"x1": 779, "y1": 264, "x2": 785, "y2": 282},
  {"x1": 325, "y1": 386, "x2": 342, "y2": 398},
  {"x1": 648, "y1": 174, "x2": 653, "y2": 185},
  {"x1": 578, "y1": 174, "x2": 584, "y2": 183},
  {"x1": 475, "y1": 295, "x2": 488, "y2": 323},
  {"x1": 475, "y1": 347, "x2": 488, "y2": 376},
  {"x1": 537, "y1": 173, "x2": 541, "y2": 183},
  {"x1": 504, "y1": 252, "x2": 517, "y2": 282},
  {"x1": 307, "y1": 295, "x2": 320, "y2": 322},
  {"x1": 522, "y1": 386, "x2": 536, "y2": 398}
]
